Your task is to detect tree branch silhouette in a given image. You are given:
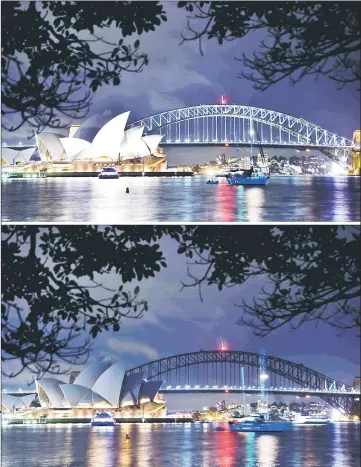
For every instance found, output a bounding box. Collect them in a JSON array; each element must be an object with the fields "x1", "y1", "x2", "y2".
[
  {"x1": 1, "y1": 225, "x2": 182, "y2": 379},
  {"x1": 177, "y1": 225, "x2": 360, "y2": 336},
  {"x1": 2, "y1": 225, "x2": 359, "y2": 379},
  {"x1": 178, "y1": 1, "x2": 361, "y2": 91},
  {"x1": 1, "y1": 1, "x2": 167, "y2": 135}
]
